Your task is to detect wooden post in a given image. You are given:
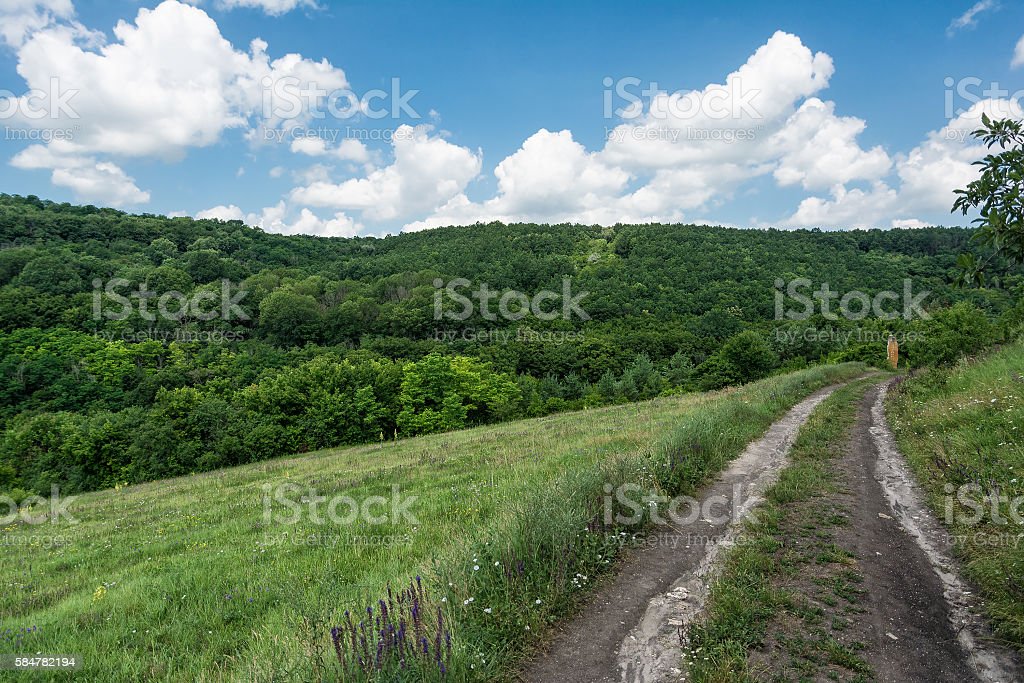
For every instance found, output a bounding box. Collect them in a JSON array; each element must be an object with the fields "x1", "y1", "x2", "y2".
[{"x1": 887, "y1": 334, "x2": 899, "y2": 369}]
